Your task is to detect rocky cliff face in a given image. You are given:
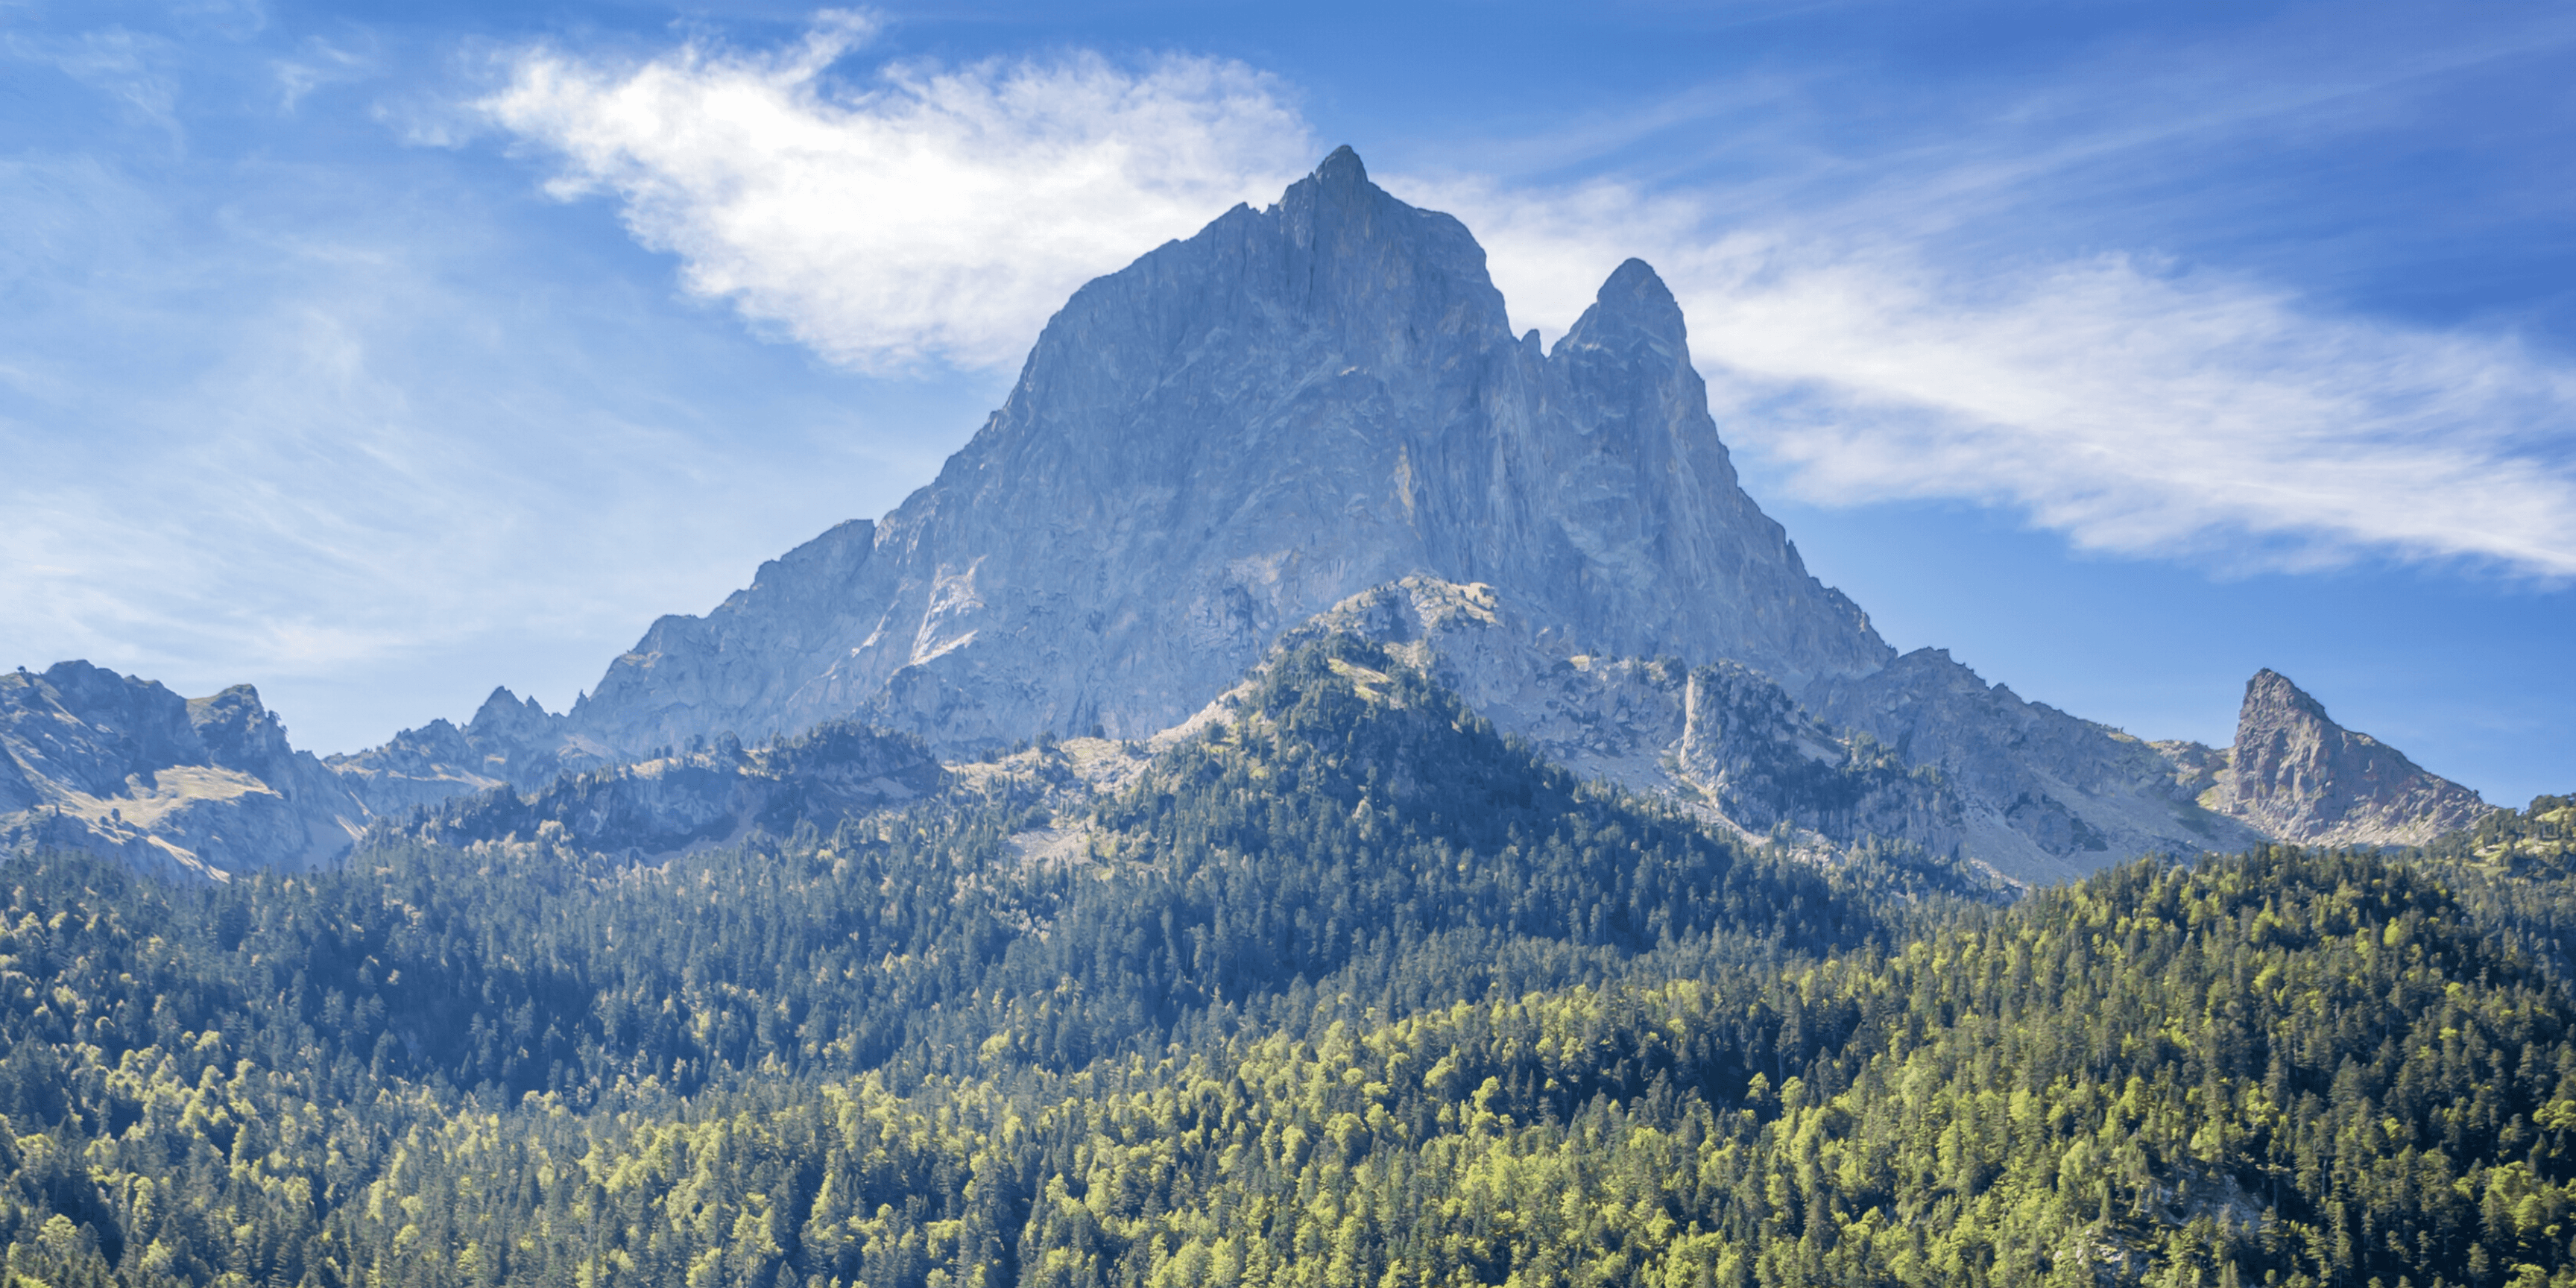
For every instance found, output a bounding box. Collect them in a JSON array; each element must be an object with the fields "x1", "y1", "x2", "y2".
[
  {"x1": 2203, "y1": 669, "x2": 2492, "y2": 846},
  {"x1": 12, "y1": 149, "x2": 2497, "y2": 885},
  {"x1": 1289, "y1": 576, "x2": 2258, "y2": 883},
  {"x1": 1801, "y1": 653, "x2": 2272, "y2": 883},
  {"x1": 560, "y1": 148, "x2": 1890, "y2": 760},
  {"x1": 0, "y1": 663, "x2": 372, "y2": 879},
  {"x1": 326, "y1": 686, "x2": 614, "y2": 811},
  {"x1": 402, "y1": 720, "x2": 944, "y2": 865}
]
